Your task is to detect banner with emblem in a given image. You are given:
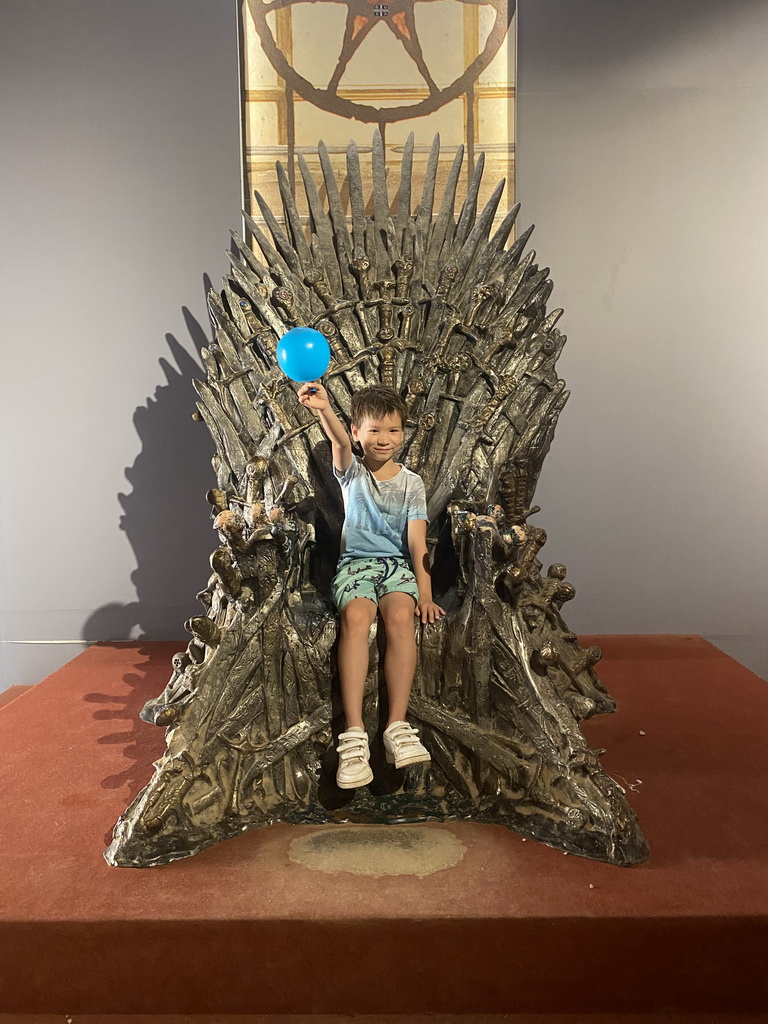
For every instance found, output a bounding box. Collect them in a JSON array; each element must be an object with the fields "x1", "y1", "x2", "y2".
[{"x1": 240, "y1": 0, "x2": 516, "y2": 228}]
